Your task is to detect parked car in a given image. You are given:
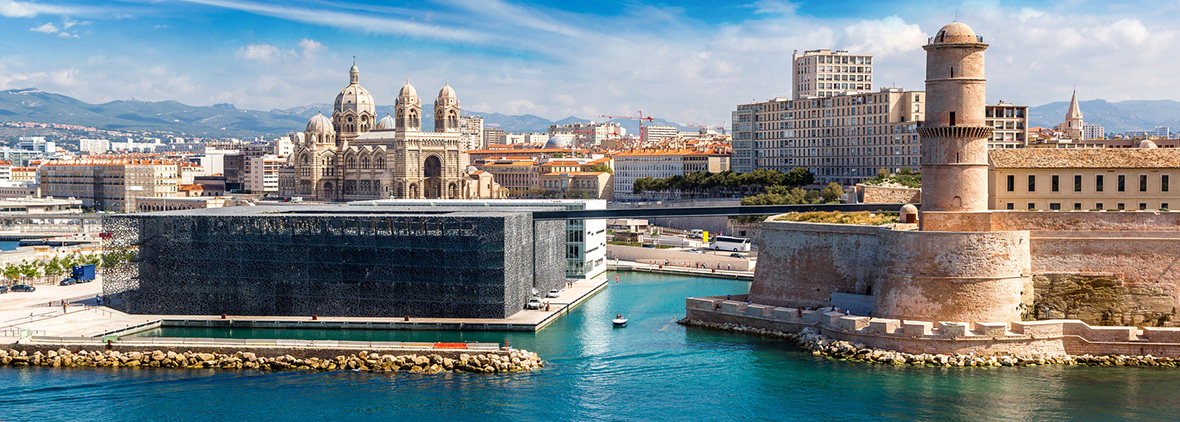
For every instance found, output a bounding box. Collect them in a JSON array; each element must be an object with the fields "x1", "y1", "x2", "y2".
[
  {"x1": 641, "y1": 244, "x2": 655, "y2": 248},
  {"x1": 59, "y1": 278, "x2": 77, "y2": 286},
  {"x1": 525, "y1": 297, "x2": 543, "y2": 310},
  {"x1": 0, "y1": 285, "x2": 8, "y2": 294},
  {"x1": 11, "y1": 284, "x2": 35, "y2": 292},
  {"x1": 730, "y1": 253, "x2": 746, "y2": 259},
  {"x1": 688, "y1": 248, "x2": 704, "y2": 254},
  {"x1": 546, "y1": 289, "x2": 560, "y2": 298}
]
